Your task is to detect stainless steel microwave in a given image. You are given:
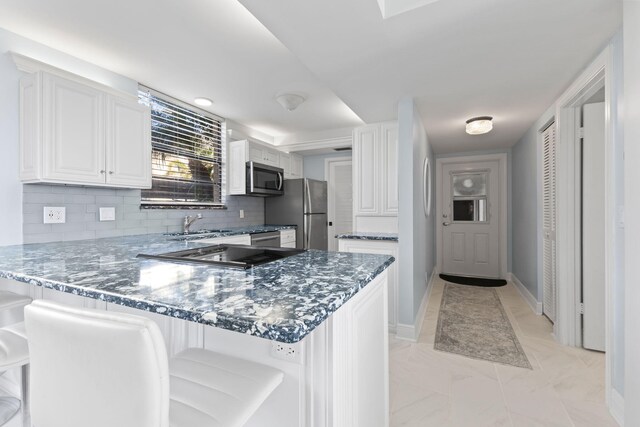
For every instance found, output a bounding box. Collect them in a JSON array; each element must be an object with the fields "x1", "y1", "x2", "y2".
[{"x1": 246, "y1": 162, "x2": 284, "y2": 196}]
